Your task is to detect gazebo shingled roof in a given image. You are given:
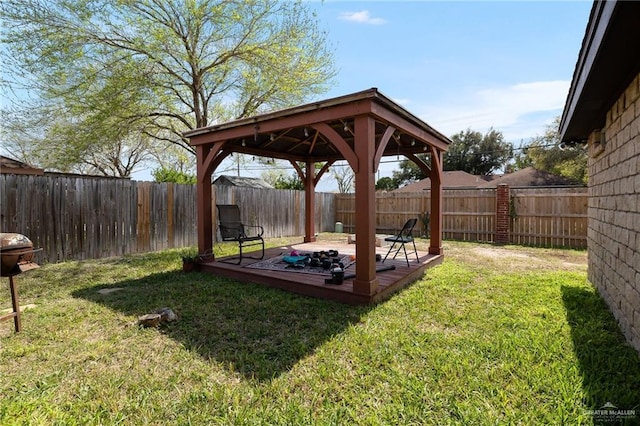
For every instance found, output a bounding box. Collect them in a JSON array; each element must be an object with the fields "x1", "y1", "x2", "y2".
[{"x1": 184, "y1": 88, "x2": 451, "y2": 296}]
